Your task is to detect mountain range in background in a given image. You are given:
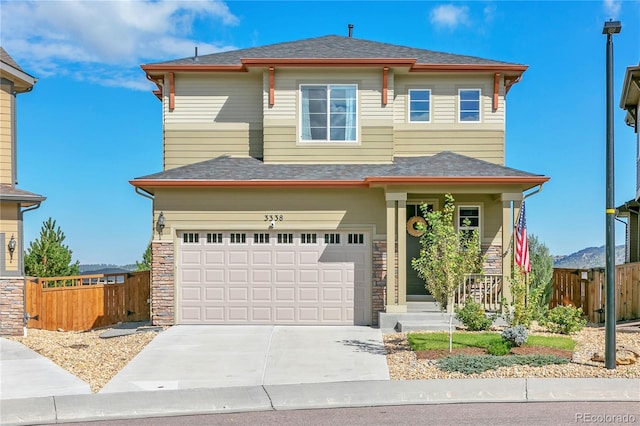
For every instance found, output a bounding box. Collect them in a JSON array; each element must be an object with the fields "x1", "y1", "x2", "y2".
[
  {"x1": 79, "y1": 264, "x2": 136, "y2": 275},
  {"x1": 553, "y1": 245, "x2": 626, "y2": 269},
  {"x1": 78, "y1": 245, "x2": 627, "y2": 274}
]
